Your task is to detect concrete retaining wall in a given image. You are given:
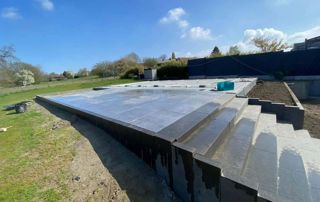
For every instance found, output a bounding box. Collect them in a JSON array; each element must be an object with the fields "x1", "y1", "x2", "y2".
[
  {"x1": 287, "y1": 80, "x2": 320, "y2": 99},
  {"x1": 248, "y1": 98, "x2": 304, "y2": 129}
]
